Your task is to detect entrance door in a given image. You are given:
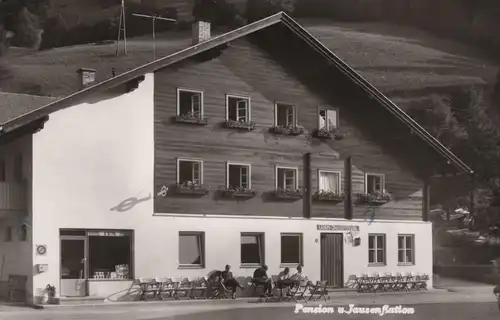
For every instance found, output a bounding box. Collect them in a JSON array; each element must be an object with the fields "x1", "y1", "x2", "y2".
[
  {"x1": 60, "y1": 236, "x2": 87, "y2": 297},
  {"x1": 320, "y1": 233, "x2": 344, "y2": 288}
]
